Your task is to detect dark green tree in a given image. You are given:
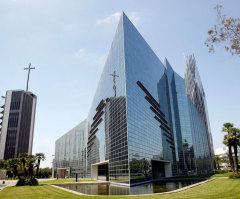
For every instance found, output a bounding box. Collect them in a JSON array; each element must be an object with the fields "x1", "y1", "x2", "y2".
[
  {"x1": 19, "y1": 153, "x2": 29, "y2": 177},
  {"x1": 230, "y1": 128, "x2": 240, "y2": 173},
  {"x1": 215, "y1": 155, "x2": 221, "y2": 170},
  {"x1": 222, "y1": 123, "x2": 235, "y2": 172},
  {"x1": 26, "y1": 155, "x2": 36, "y2": 180},
  {"x1": 7, "y1": 158, "x2": 20, "y2": 179},
  {"x1": 0, "y1": 159, "x2": 7, "y2": 169},
  {"x1": 35, "y1": 153, "x2": 46, "y2": 177}
]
